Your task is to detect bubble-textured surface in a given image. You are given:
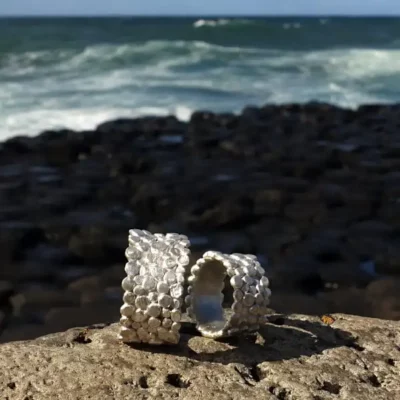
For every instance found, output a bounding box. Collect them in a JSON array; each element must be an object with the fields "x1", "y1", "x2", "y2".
[
  {"x1": 186, "y1": 251, "x2": 271, "y2": 338},
  {"x1": 119, "y1": 229, "x2": 190, "y2": 345}
]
